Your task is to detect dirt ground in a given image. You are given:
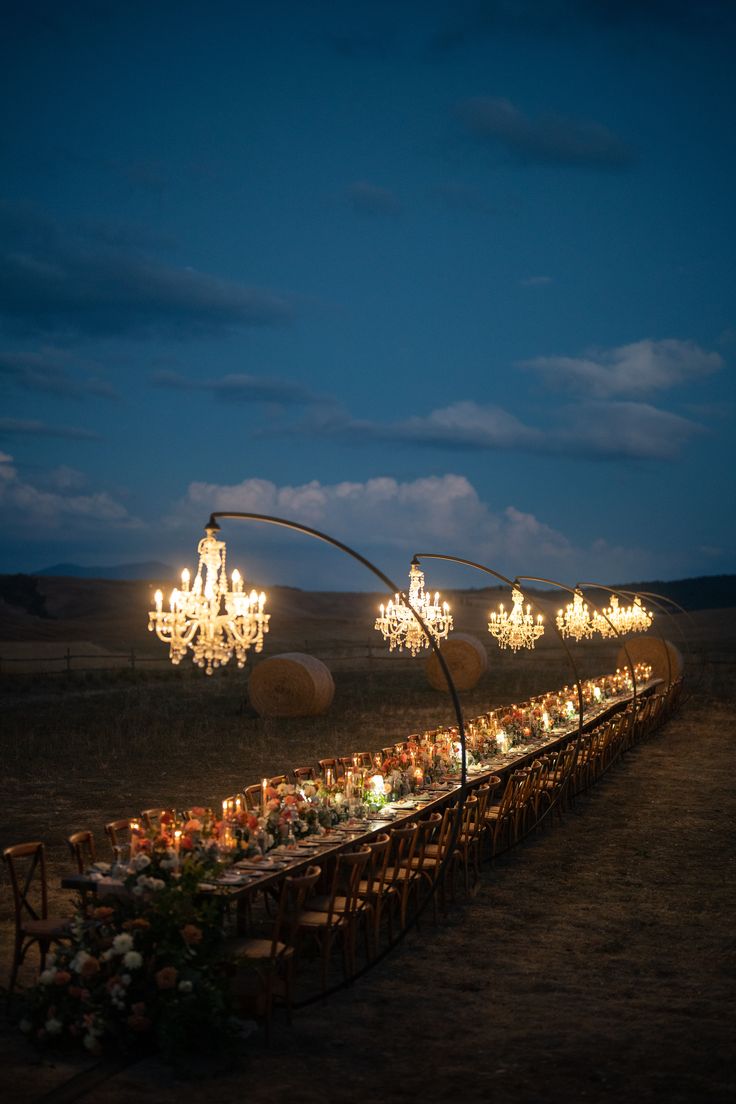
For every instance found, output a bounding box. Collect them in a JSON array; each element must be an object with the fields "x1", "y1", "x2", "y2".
[{"x1": 0, "y1": 606, "x2": 734, "y2": 1103}]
